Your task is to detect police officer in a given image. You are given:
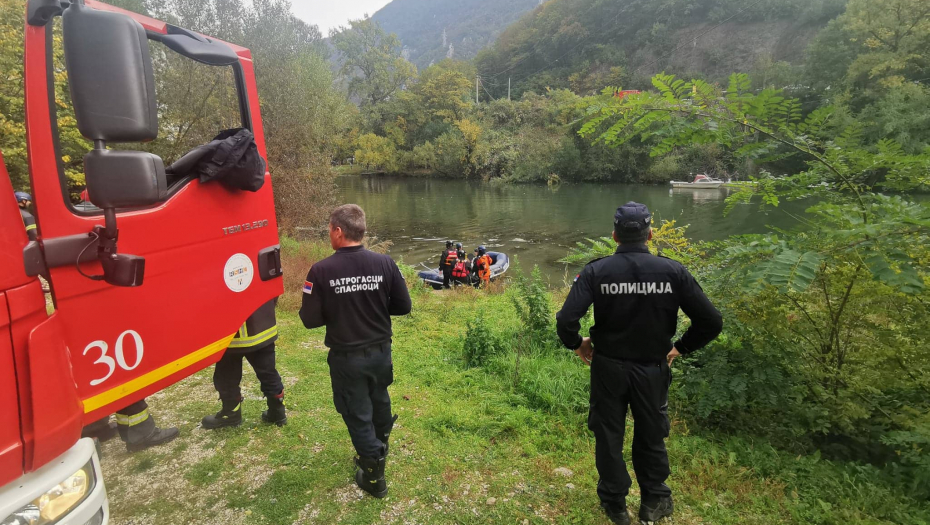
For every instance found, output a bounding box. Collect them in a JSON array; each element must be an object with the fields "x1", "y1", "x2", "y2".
[
  {"x1": 439, "y1": 240, "x2": 458, "y2": 289},
  {"x1": 299, "y1": 204, "x2": 411, "y2": 498},
  {"x1": 556, "y1": 202, "x2": 722, "y2": 524},
  {"x1": 201, "y1": 299, "x2": 287, "y2": 429},
  {"x1": 15, "y1": 191, "x2": 37, "y2": 241}
]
